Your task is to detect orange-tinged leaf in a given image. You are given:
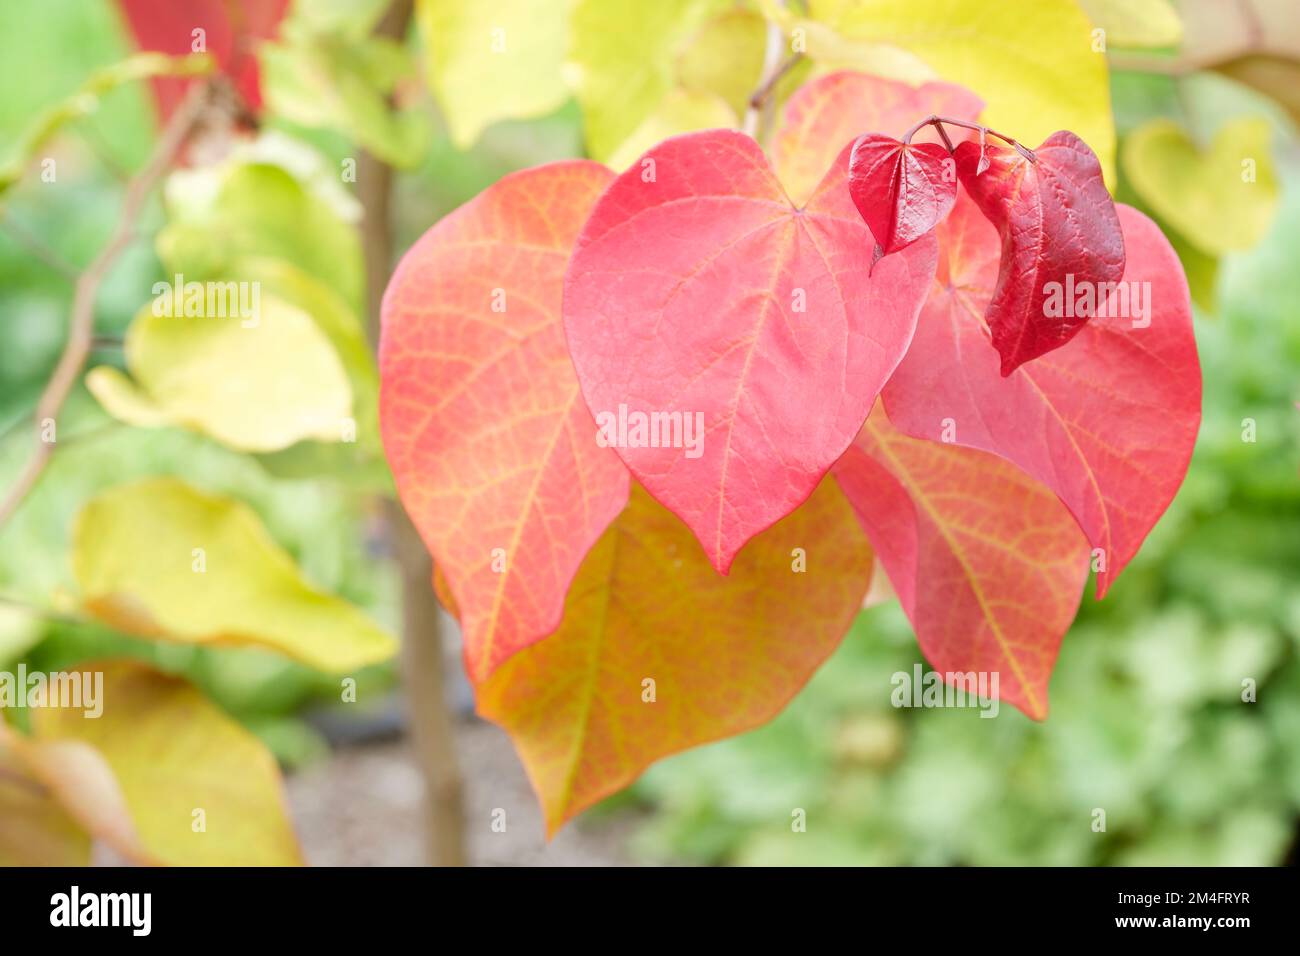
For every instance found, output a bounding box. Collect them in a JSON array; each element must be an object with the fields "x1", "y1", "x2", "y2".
[
  {"x1": 564, "y1": 129, "x2": 936, "y2": 576},
  {"x1": 772, "y1": 70, "x2": 982, "y2": 205},
  {"x1": 834, "y1": 405, "x2": 1090, "y2": 718},
  {"x1": 477, "y1": 477, "x2": 873, "y2": 834},
  {"x1": 0, "y1": 735, "x2": 92, "y2": 866},
  {"x1": 380, "y1": 161, "x2": 630, "y2": 682},
  {"x1": 3, "y1": 730, "x2": 145, "y2": 862},
  {"x1": 23, "y1": 661, "x2": 303, "y2": 866},
  {"x1": 881, "y1": 194, "x2": 1201, "y2": 597}
]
